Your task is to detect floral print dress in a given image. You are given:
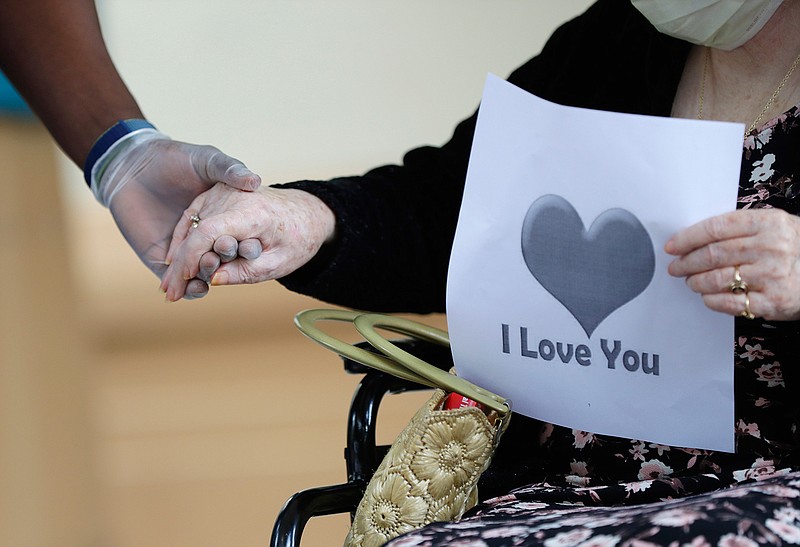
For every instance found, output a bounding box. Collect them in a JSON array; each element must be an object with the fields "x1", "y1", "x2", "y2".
[{"x1": 385, "y1": 108, "x2": 800, "y2": 546}]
